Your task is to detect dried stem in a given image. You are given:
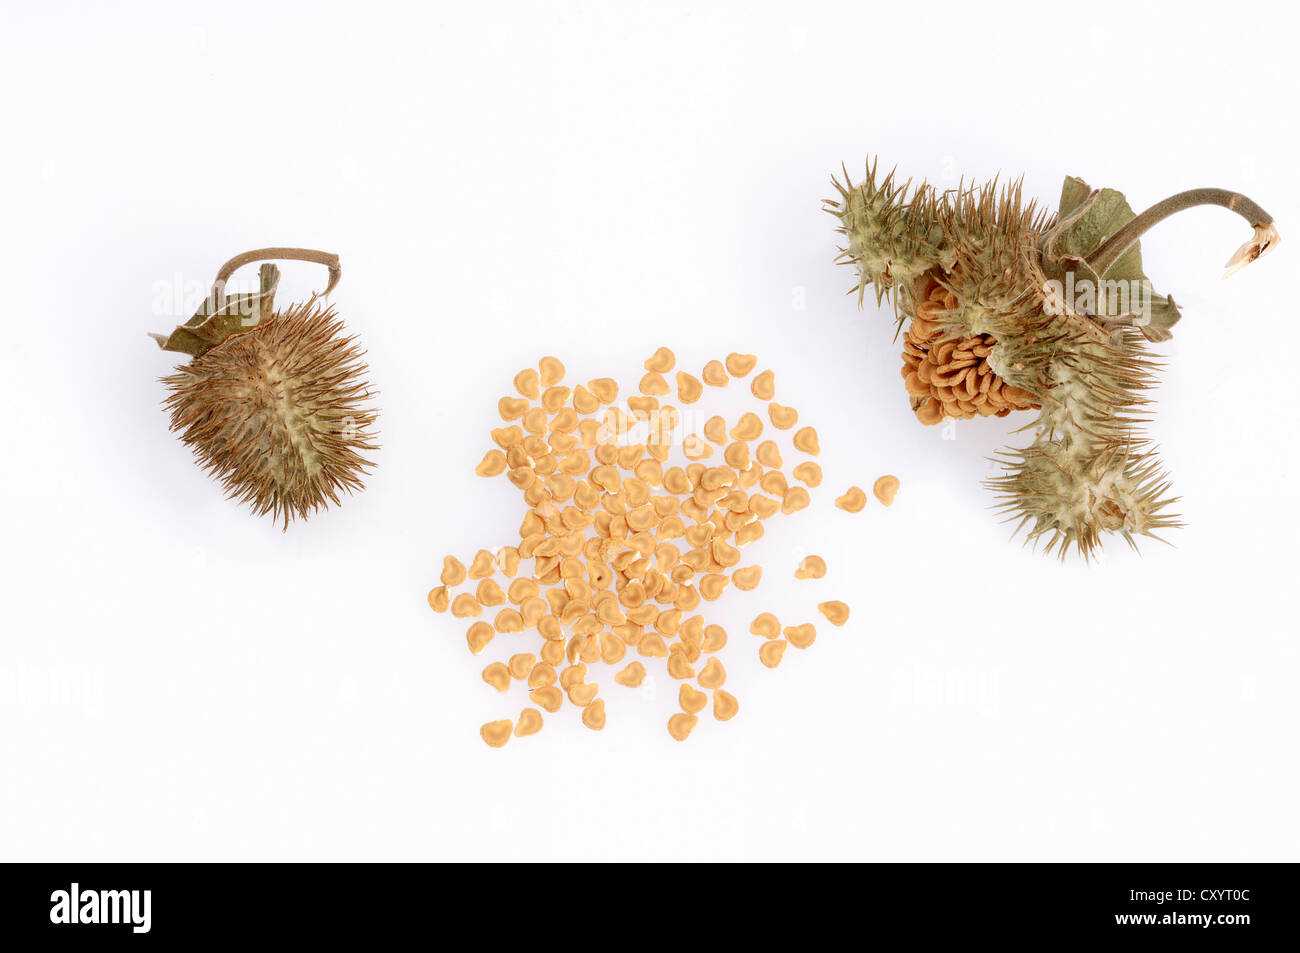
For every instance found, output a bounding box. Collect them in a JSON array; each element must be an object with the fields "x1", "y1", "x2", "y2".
[{"x1": 210, "y1": 248, "x2": 342, "y2": 312}]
